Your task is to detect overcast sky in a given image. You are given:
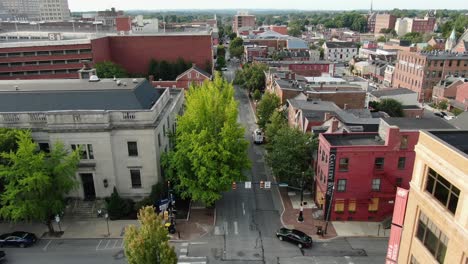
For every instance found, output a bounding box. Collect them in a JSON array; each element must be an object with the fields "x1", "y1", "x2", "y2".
[{"x1": 69, "y1": 0, "x2": 468, "y2": 12}]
